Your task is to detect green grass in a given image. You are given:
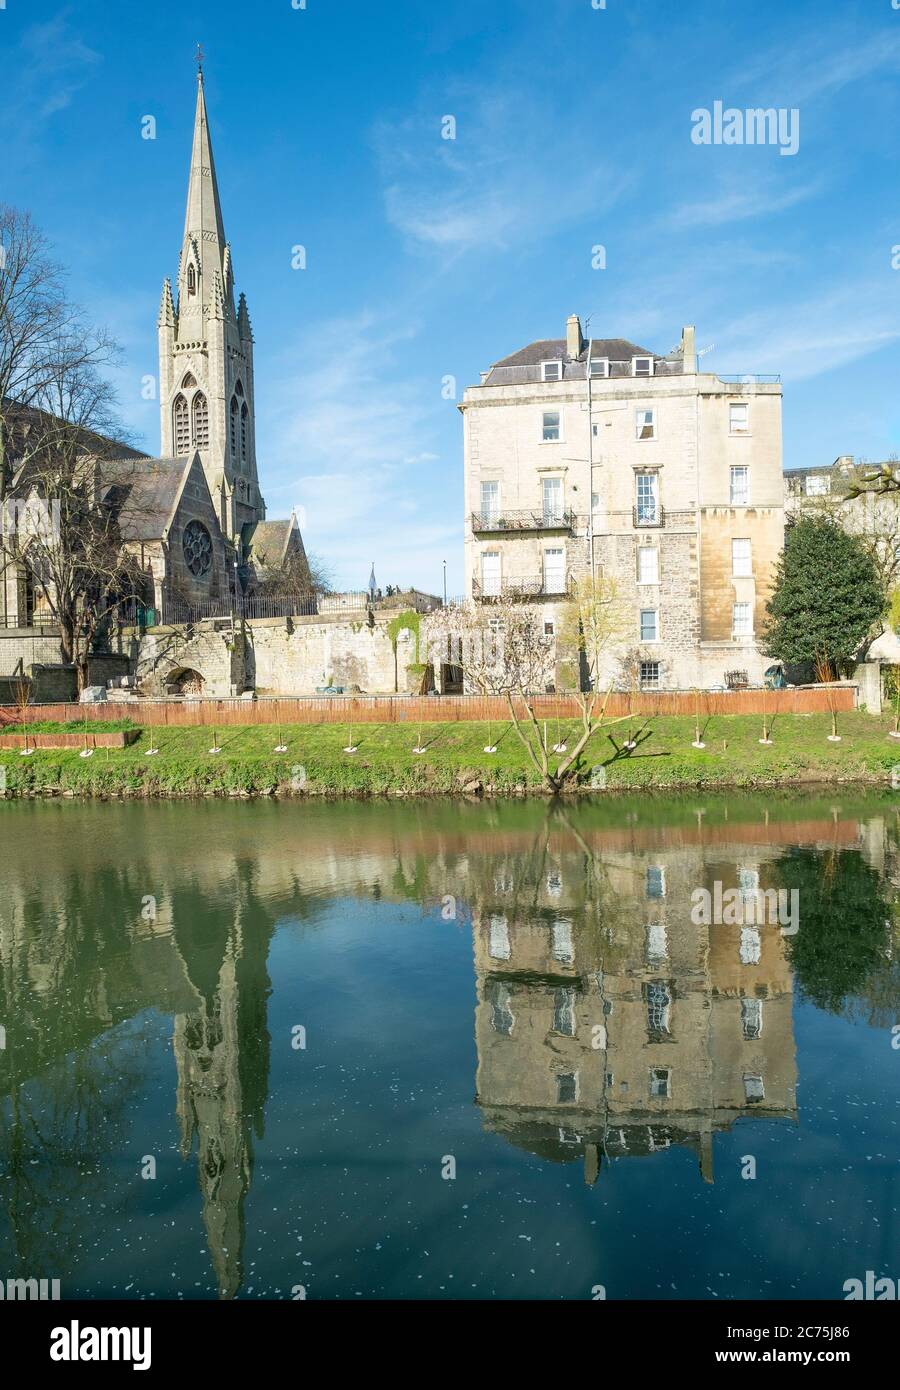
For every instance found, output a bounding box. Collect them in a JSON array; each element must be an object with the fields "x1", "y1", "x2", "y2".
[{"x1": 1, "y1": 711, "x2": 899, "y2": 798}]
